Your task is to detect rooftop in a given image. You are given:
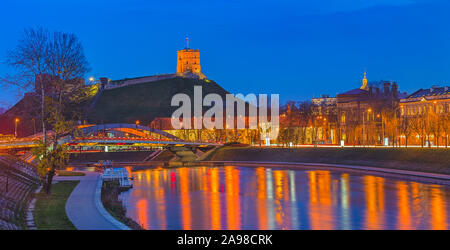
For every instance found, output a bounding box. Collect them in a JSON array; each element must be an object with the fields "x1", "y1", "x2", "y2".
[
  {"x1": 406, "y1": 86, "x2": 450, "y2": 99},
  {"x1": 338, "y1": 88, "x2": 369, "y2": 96}
]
